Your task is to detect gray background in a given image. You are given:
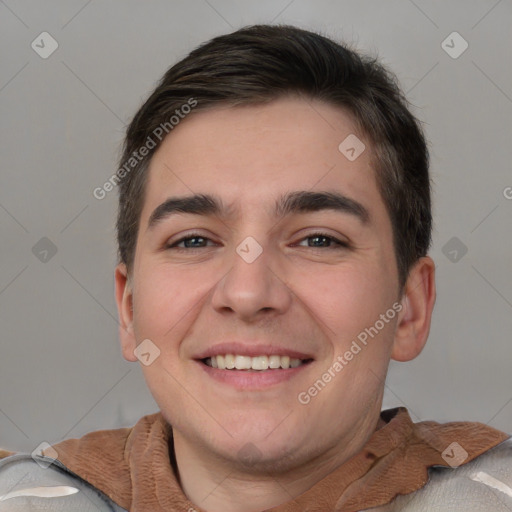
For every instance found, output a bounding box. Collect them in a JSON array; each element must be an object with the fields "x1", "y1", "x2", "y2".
[{"x1": 1, "y1": 0, "x2": 511, "y2": 453}]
